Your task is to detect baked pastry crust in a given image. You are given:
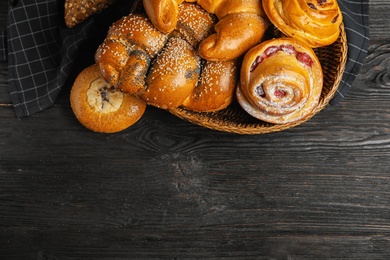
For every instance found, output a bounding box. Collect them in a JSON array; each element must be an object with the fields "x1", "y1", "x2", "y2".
[
  {"x1": 143, "y1": 0, "x2": 269, "y2": 61},
  {"x1": 64, "y1": 0, "x2": 117, "y2": 28},
  {"x1": 237, "y1": 37, "x2": 323, "y2": 124},
  {"x1": 70, "y1": 64, "x2": 146, "y2": 133},
  {"x1": 95, "y1": 4, "x2": 239, "y2": 112},
  {"x1": 182, "y1": 59, "x2": 239, "y2": 112}
]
